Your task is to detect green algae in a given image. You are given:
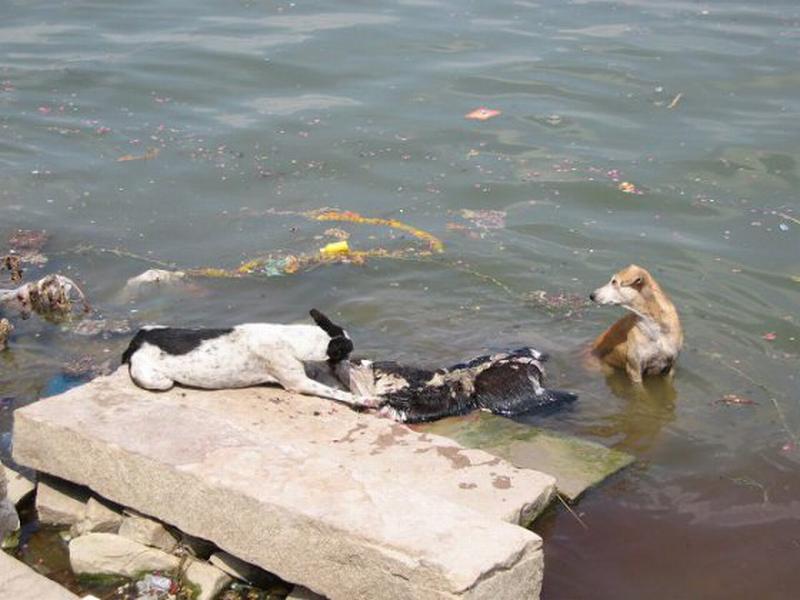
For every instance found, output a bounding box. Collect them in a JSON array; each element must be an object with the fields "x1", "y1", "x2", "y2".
[{"x1": 416, "y1": 412, "x2": 634, "y2": 501}]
